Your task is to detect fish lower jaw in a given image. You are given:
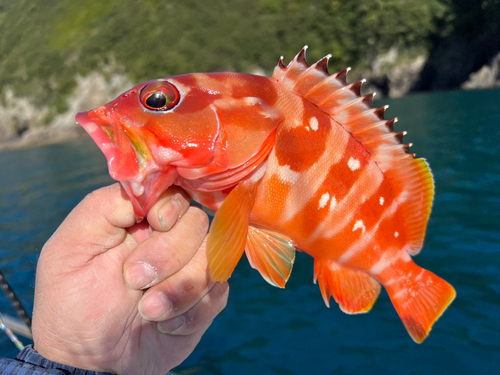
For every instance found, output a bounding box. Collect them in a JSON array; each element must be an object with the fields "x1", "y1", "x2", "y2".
[
  {"x1": 126, "y1": 178, "x2": 146, "y2": 197},
  {"x1": 120, "y1": 167, "x2": 179, "y2": 222}
]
